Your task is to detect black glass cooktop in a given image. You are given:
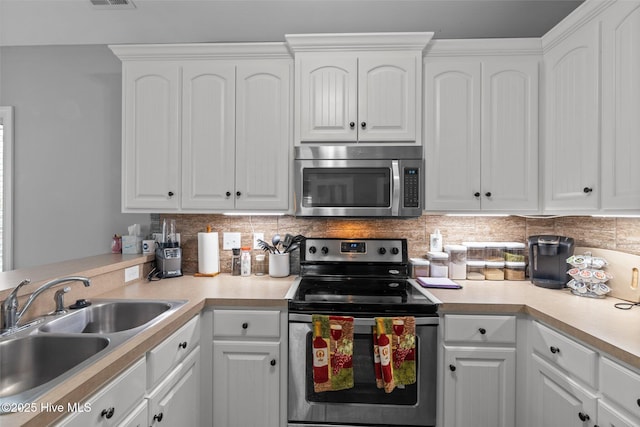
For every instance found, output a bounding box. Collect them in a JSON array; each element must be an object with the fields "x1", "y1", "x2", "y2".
[{"x1": 288, "y1": 277, "x2": 438, "y2": 316}]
